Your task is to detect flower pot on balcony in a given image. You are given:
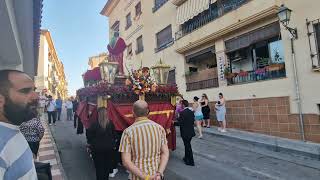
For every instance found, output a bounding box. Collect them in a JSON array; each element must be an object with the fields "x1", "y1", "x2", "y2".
[{"x1": 225, "y1": 73, "x2": 237, "y2": 79}]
